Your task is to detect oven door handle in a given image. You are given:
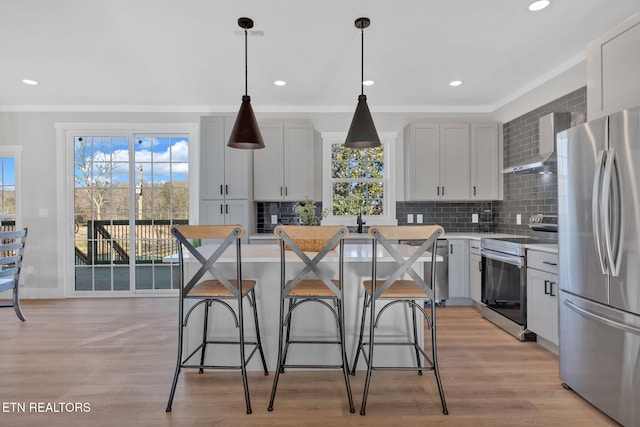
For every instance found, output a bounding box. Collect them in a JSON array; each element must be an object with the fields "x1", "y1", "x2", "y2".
[{"x1": 481, "y1": 250, "x2": 524, "y2": 268}]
